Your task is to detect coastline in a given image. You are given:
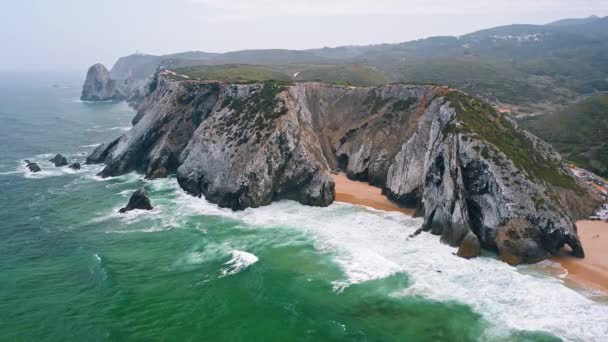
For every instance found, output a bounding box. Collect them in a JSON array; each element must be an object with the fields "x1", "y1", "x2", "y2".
[
  {"x1": 332, "y1": 173, "x2": 608, "y2": 294},
  {"x1": 333, "y1": 173, "x2": 414, "y2": 216},
  {"x1": 554, "y1": 221, "x2": 608, "y2": 294}
]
